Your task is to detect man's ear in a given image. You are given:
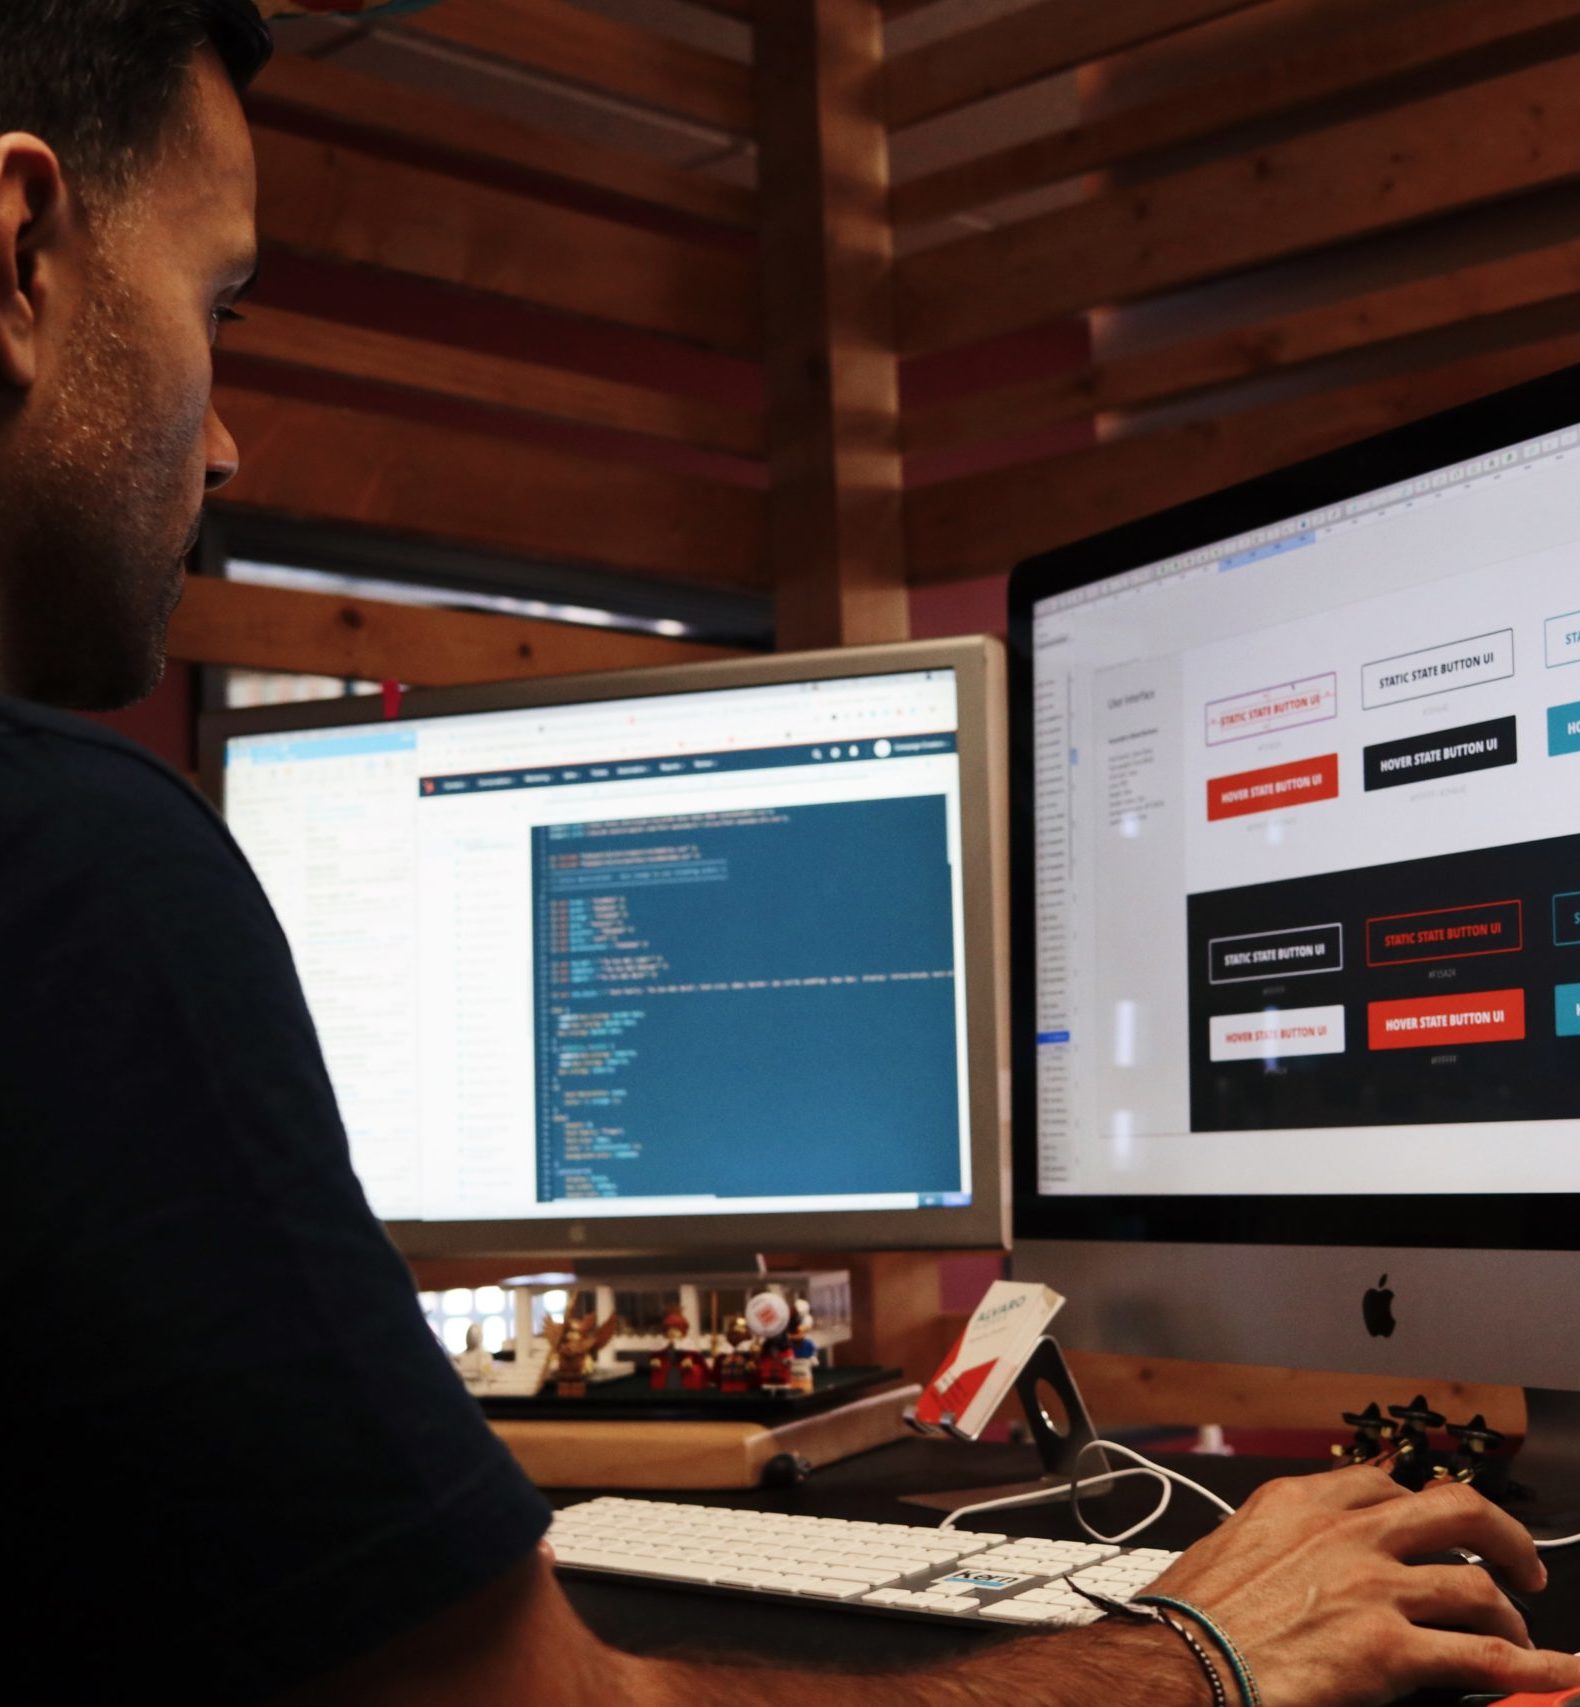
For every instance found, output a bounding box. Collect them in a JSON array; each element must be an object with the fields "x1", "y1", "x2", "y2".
[{"x1": 0, "y1": 136, "x2": 70, "y2": 392}]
